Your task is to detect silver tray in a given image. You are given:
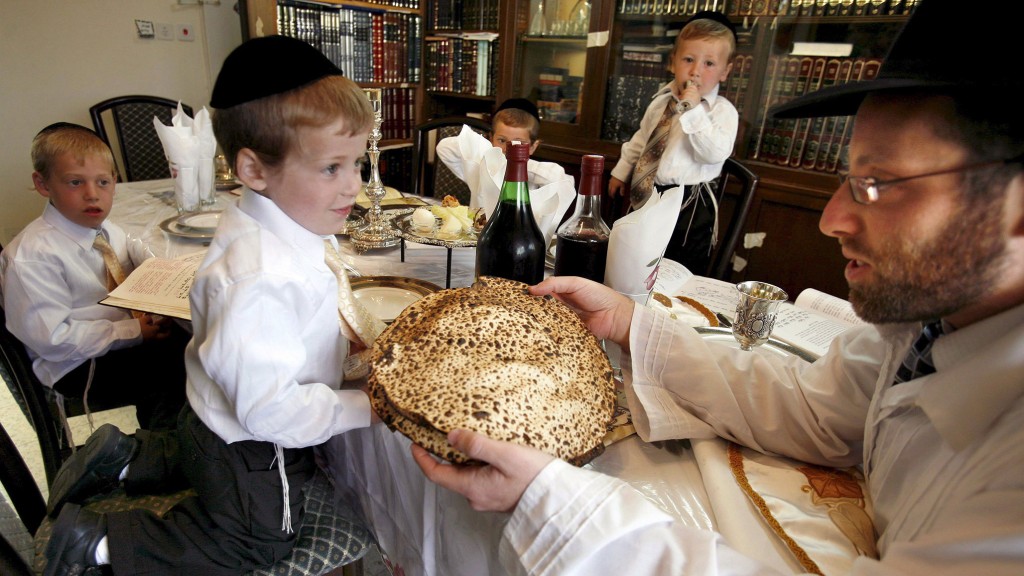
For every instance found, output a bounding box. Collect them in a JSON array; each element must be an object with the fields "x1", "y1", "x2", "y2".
[
  {"x1": 393, "y1": 212, "x2": 479, "y2": 249},
  {"x1": 694, "y1": 326, "x2": 818, "y2": 363}
]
